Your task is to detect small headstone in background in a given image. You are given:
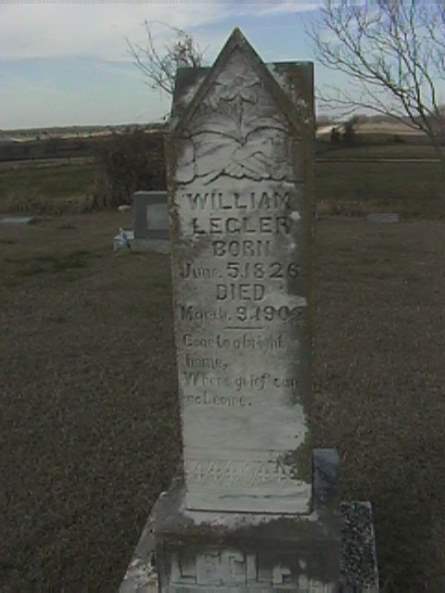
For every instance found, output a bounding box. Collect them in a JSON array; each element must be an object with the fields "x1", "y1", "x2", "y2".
[
  {"x1": 130, "y1": 191, "x2": 170, "y2": 253},
  {"x1": 113, "y1": 191, "x2": 170, "y2": 253},
  {"x1": 133, "y1": 191, "x2": 169, "y2": 241},
  {"x1": 0, "y1": 216, "x2": 35, "y2": 225},
  {"x1": 366, "y1": 212, "x2": 400, "y2": 224}
]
